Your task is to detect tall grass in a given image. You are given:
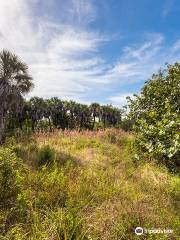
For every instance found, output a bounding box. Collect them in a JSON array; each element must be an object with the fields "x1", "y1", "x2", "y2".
[{"x1": 0, "y1": 129, "x2": 179, "y2": 239}]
